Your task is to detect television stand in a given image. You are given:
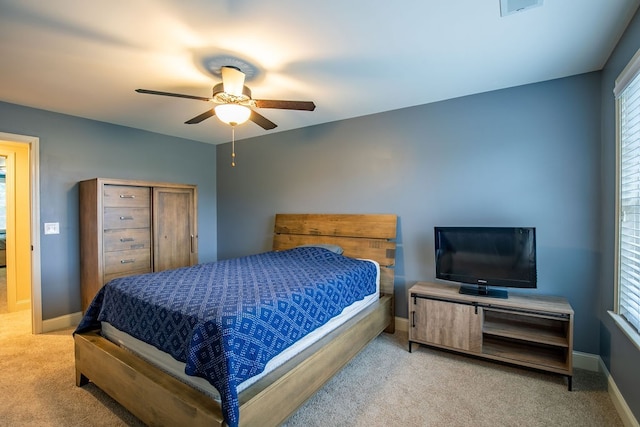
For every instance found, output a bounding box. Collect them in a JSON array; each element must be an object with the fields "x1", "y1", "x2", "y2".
[
  {"x1": 459, "y1": 284, "x2": 508, "y2": 299},
  {"x1": 408, "y1": 282, "x2": 573, "y2": 390}
]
